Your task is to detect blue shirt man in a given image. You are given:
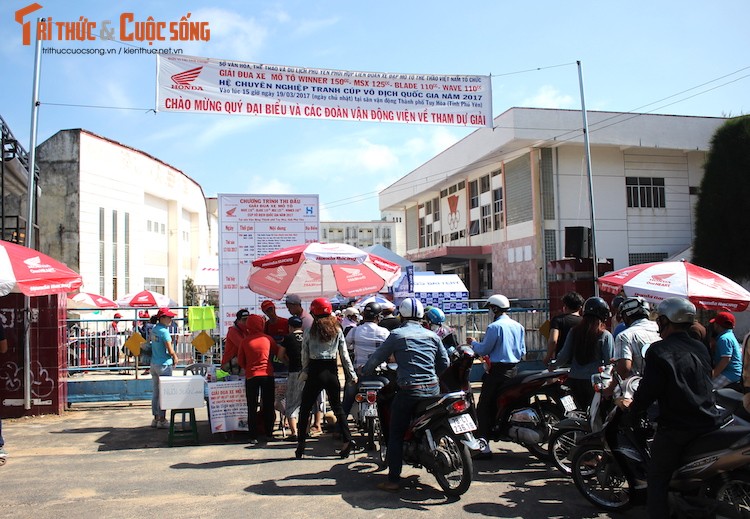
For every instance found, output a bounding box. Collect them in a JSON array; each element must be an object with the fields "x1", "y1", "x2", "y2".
[
  {"x1": 468, "y1": 294, "x2": 525, "y2": 457},
  {"x1": 363, "y1": 297, "x2": 449, "y2": 492},
  {"x1": 710, "y1": 311, "x2": 742, "y2": 388}
]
